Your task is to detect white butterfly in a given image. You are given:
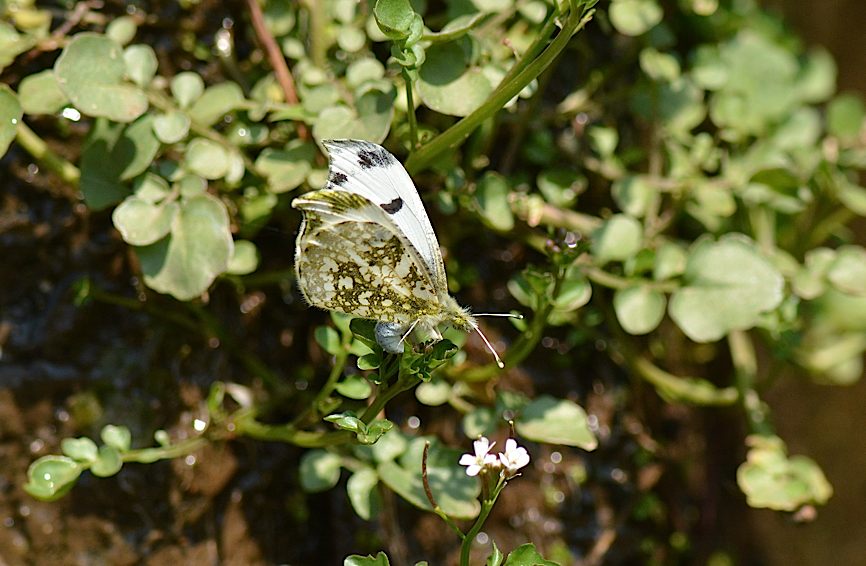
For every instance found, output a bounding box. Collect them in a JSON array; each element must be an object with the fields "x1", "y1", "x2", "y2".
[{"x1": 292, "y1": 139, "x2": 508, "y2": 367}]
